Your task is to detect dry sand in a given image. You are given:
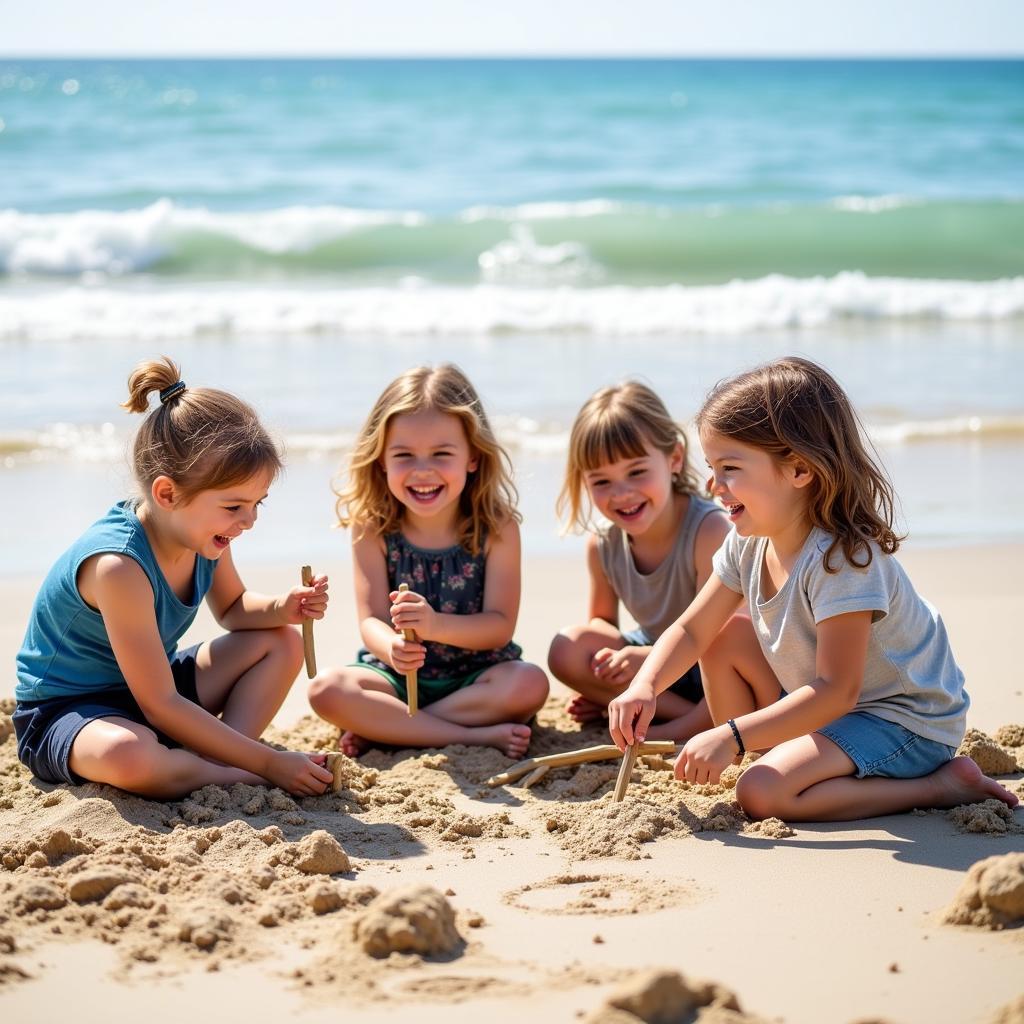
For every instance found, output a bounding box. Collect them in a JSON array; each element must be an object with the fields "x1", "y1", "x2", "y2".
[{"x1": 1, "y1": 544, "x2": 1023, "y2": 1023}]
